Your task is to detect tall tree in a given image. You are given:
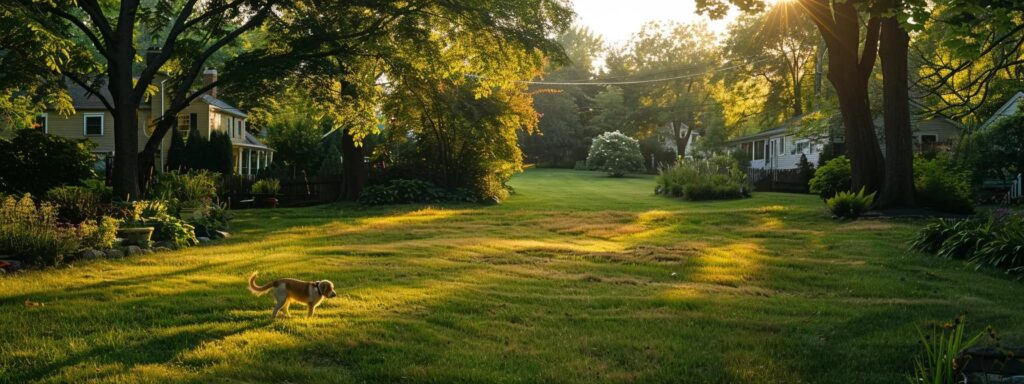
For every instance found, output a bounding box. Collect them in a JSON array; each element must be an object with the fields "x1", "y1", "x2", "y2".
[{"x1": 724, "y1": 2, "x2": 819, "y2": 118}]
